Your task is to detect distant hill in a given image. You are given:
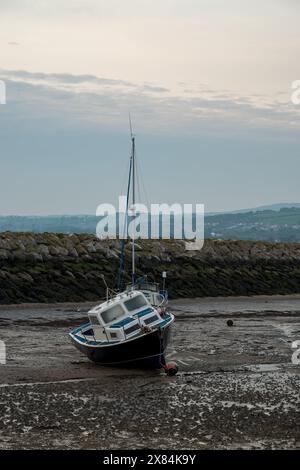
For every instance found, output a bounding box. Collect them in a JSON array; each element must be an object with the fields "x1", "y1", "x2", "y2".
[
  {"x1": 0, "y1": 205, "x2": 300, "y2": 243},
  {"x1": 0, "y1": 215, "x2": 98, "y2": 235},
  {"x1": 207, "y1": 203, "x2": 300, "y2": 215},
  {"x1": 205, "y1": 207, "x2": 300, "y2": 242}
]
